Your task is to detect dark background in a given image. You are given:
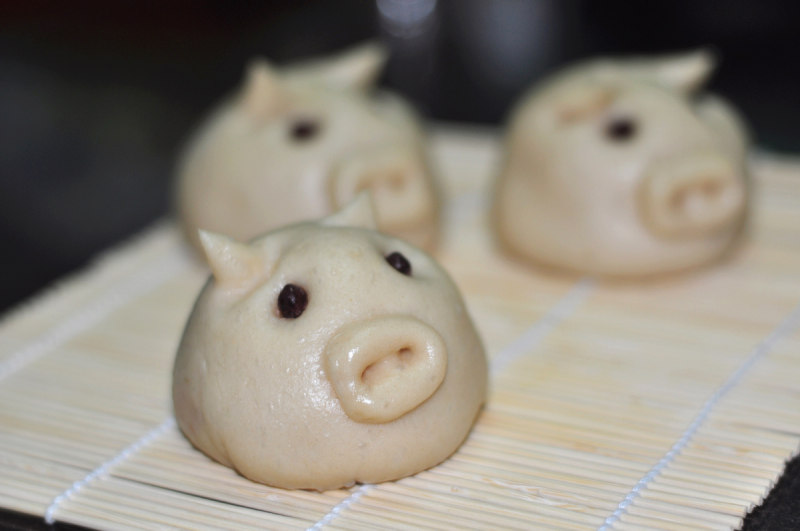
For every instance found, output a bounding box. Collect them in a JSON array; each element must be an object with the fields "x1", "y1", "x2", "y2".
[
  {"x1": 0, "y1": 1, "x2": 799, "y2": 528},
  {"x1": 2, "y1": 0, "x2": 799, "y2": 314}
]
